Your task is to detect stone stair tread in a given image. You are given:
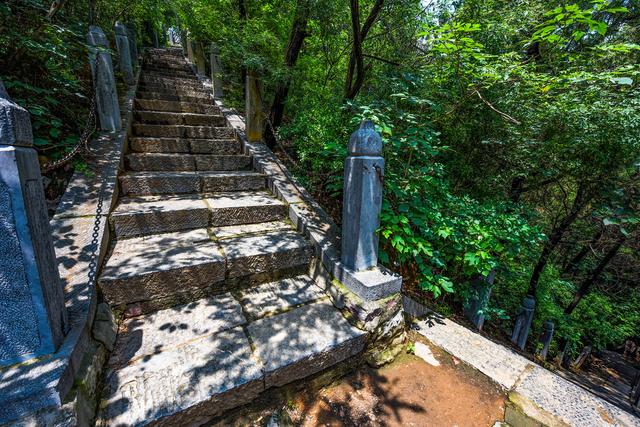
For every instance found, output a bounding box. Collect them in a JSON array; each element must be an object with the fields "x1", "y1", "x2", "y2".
[
  {"x1": 246, "y1": 301, "x2": 366, "y2": 388},
  {"x1": 100, "y1": 228, "x2": 221, "y2": 281},
  {"x1": 109, "y1": 293, "x2": 246, "y2": 369},
  {"x1": 238, "y1": 275, "x2": 326, "y2": 320},
  {"x1": 100, "y1": 326, "x2": 262, "y2": 426},
  {"x1": 211, "y1": 220, "x2": 291, "y2": 239},
  {"x1": 129, "y1": 137, "x2": 239, "y2": 154}
]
